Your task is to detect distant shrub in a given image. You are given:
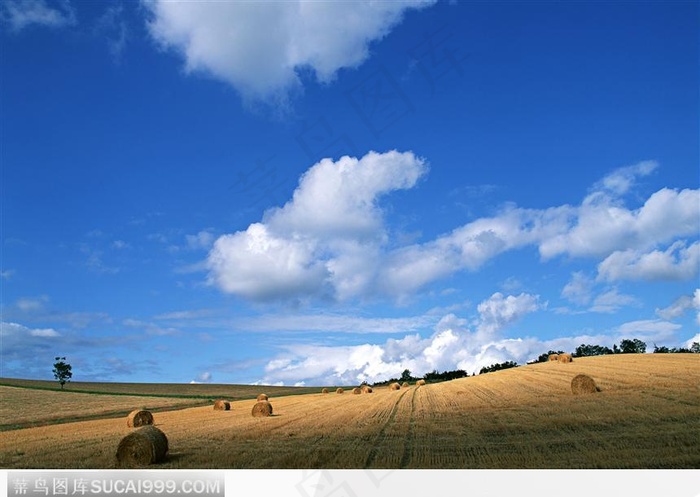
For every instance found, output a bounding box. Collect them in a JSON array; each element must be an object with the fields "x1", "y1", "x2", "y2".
[{"x1": 479, "y1": 361, "x2": 518, "y2": 375}]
